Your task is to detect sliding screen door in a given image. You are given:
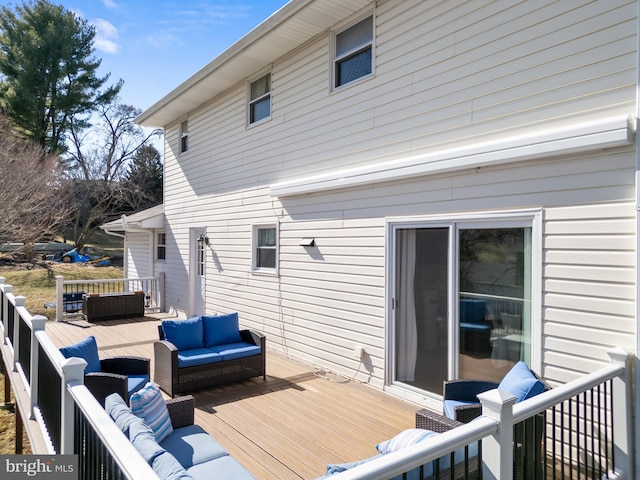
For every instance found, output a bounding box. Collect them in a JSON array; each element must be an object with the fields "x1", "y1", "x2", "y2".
[{"x1": 392, "y1": 221, "x2": 532, "y2": 396}]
